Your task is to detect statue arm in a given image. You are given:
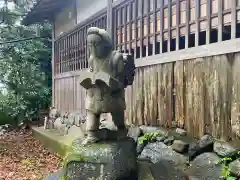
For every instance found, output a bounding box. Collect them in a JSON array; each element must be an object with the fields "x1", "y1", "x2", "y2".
[{"x1": 88, "y1": 56, "x2": 94, "y2": 72}]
